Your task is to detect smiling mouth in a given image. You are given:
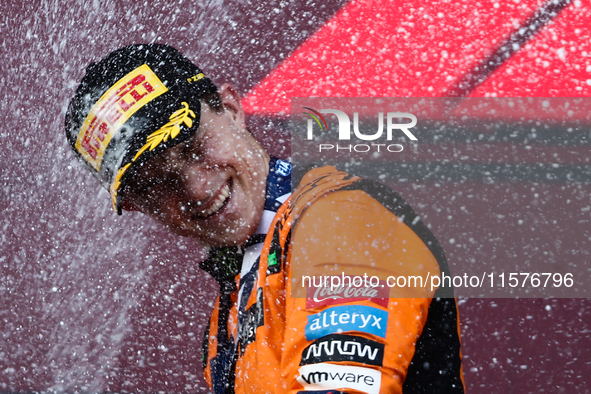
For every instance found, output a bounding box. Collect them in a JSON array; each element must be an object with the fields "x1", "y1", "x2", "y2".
[{"x1": 193, "y1": 181, "x2": 231, "y2": 219}]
